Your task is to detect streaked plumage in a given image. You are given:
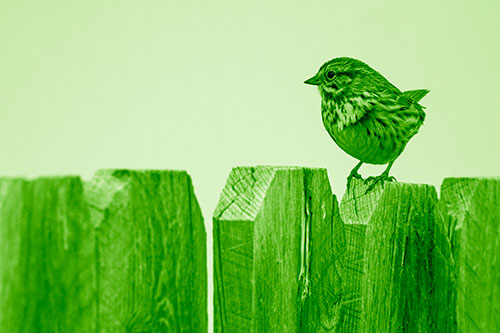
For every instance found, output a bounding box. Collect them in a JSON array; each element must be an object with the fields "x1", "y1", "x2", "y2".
[{"x1": 305, "y1": 57, "x2": 429, "y2": 189}]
